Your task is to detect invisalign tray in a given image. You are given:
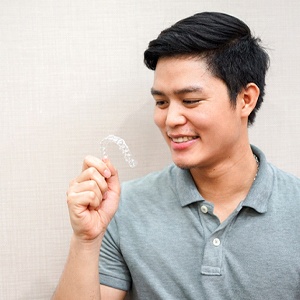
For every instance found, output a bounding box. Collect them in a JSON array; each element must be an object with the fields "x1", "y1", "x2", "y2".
[{"x1": 100, "y1": 135, "x2": 137, "y2": 168}]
